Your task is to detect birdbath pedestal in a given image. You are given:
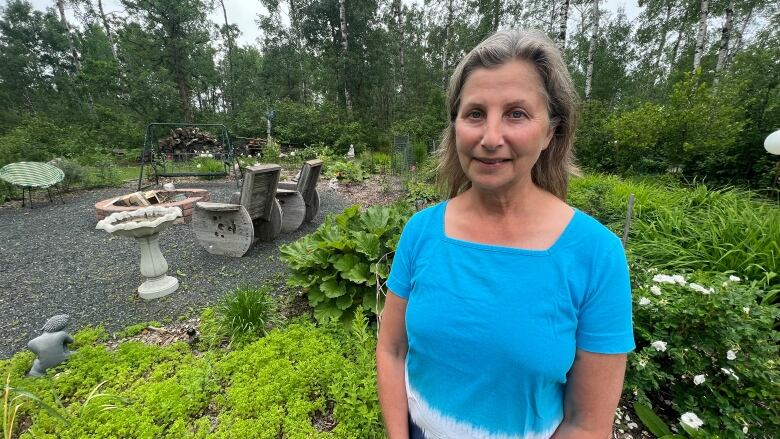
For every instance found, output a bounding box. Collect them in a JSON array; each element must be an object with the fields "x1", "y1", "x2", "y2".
[{"x1": 96, "y1": 206, "x2": 182, "y2": 299}]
